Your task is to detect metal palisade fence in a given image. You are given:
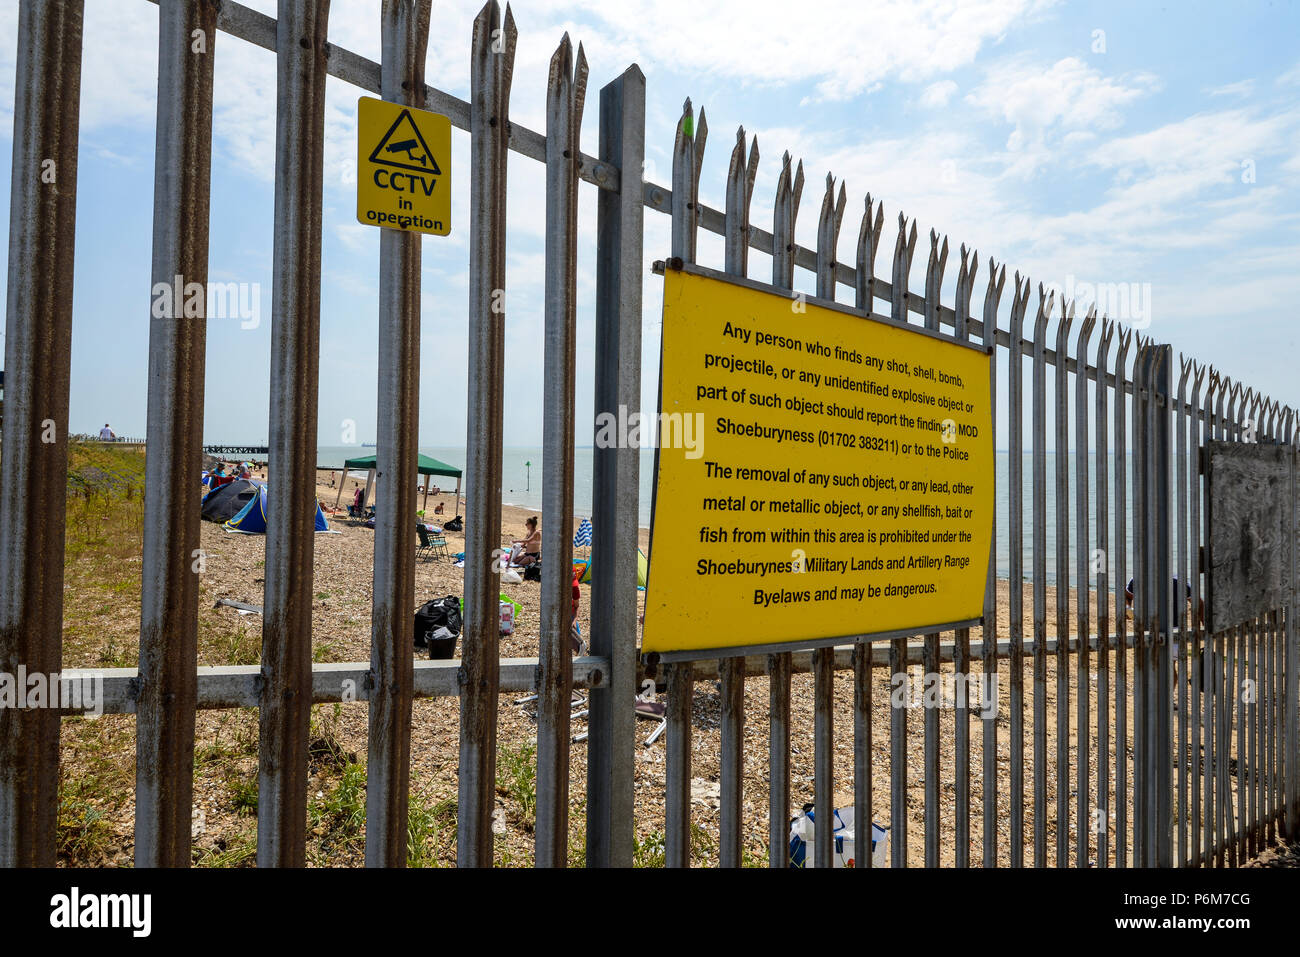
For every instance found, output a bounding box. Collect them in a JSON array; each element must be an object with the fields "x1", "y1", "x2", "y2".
[{"x1": 0, "y1": 0, "x2": 1297, "y2": 869}]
